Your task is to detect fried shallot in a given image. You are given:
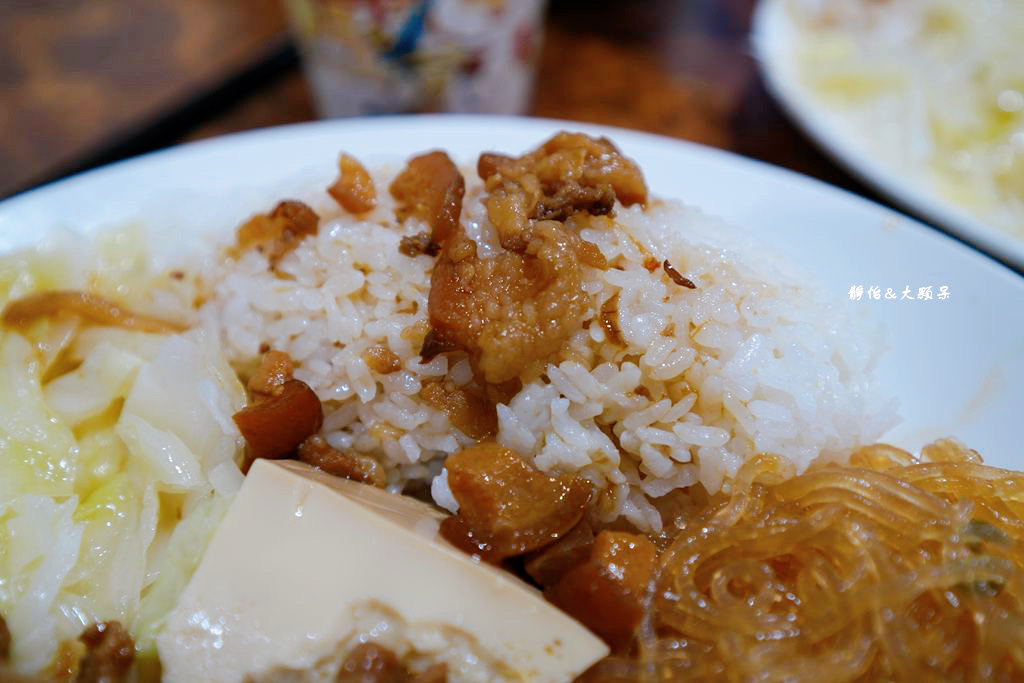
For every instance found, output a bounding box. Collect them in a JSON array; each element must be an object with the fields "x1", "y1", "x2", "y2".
[
  {"x1": 247, "y1": 349, "x2": 295, "y2": 399},
  {"x1": 236, "y1": 199, "x2": 320, "y2": 266},
  {"x1": 298, "y1": 435, "x2": 386, "y2": 488},
  {"x1": 419, "y1": 379, "x2": 497, "y2": 440},
  {"x1": 389, "y1": 151, "x2": 465, "y2": 245},
  {"x1": 478, "y1": 131, "x2": 647, "y2": 252},
  {"x1": 75, "y1": 621, "x2": 134, "y2": 683},
  {"x1": 0, "y1": 614, "x2": 8, "y2": 661},
  {"x1": 328, "y1": 154, "x2": 377, "y2": 214}
]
